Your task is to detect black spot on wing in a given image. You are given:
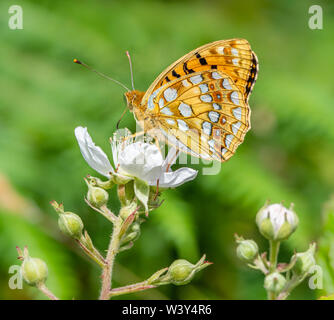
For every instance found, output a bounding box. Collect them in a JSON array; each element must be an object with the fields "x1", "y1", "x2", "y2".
[
  {"x1": 172, "y1": 70, "x2": 181, "y2": 78},
  {"x1": 183, "y1": 62, "x2": 195, "y2": 74},
  {"x1": 245, "y1": 53, "x2": 258, "y2": 98}
]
